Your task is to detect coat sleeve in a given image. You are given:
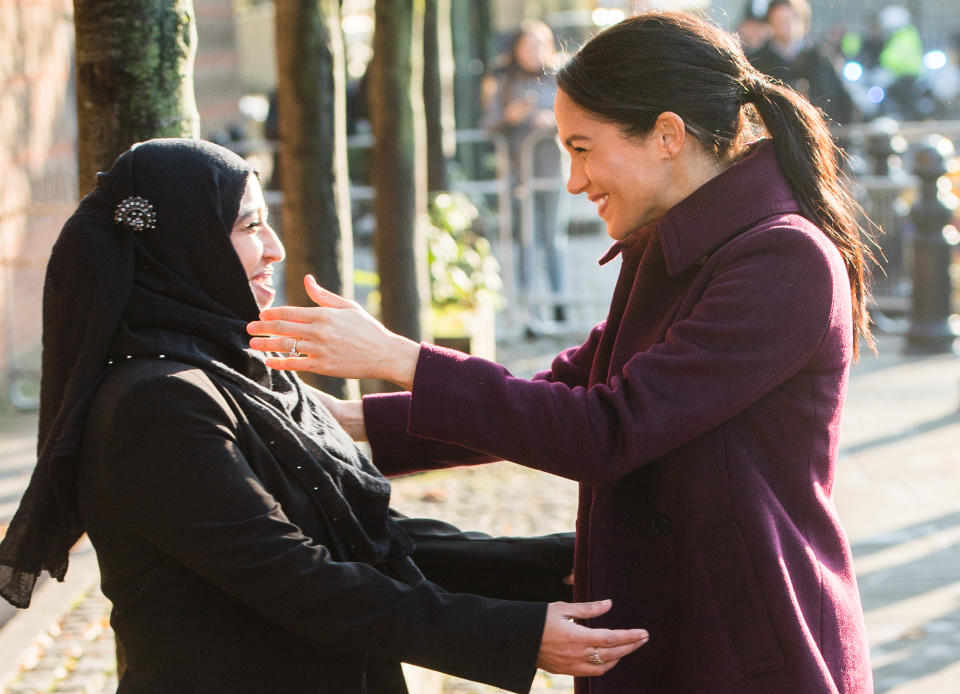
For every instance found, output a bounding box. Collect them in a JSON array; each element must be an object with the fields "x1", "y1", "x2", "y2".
[
  {"x1": 95, "y1": 368, "x2": 545, "y2": 693},
  {"x1": 532, "y1": 322, "x2": 605, "y2": 386},
  {"x1": 363, "y1": 391, "x2": 499, "y2": 476},
  {"x1": 403, "y1": 226, "x2": 845, "y2": 484},
  {"x1": 363, "y1": 323, "x2": 604, "y2": 476}
]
